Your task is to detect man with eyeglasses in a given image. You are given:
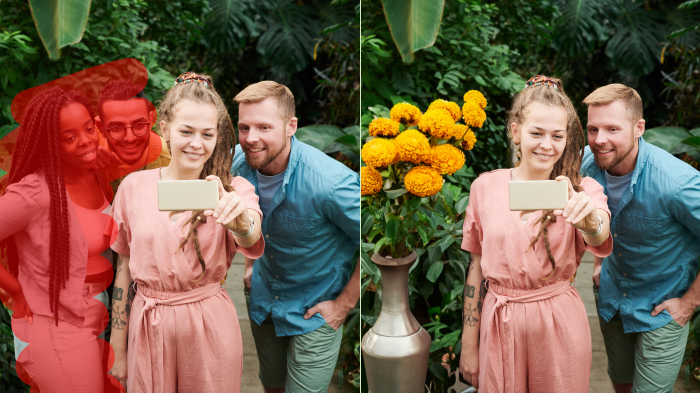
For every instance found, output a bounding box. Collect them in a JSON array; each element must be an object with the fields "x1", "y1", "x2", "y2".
[{"x1": 95, "y1": 79, "x2": 171, "y2": 196}]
